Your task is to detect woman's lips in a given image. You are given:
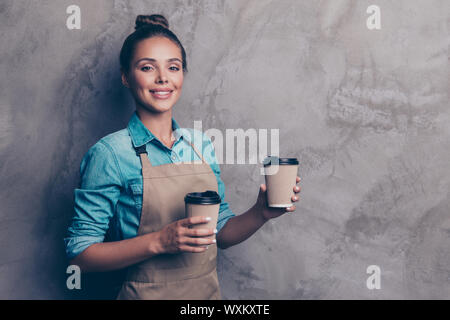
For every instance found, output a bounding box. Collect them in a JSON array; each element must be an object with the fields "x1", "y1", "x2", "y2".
[{"x1": 150, "y1": 90, "x2": 173, "y2": 100}]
